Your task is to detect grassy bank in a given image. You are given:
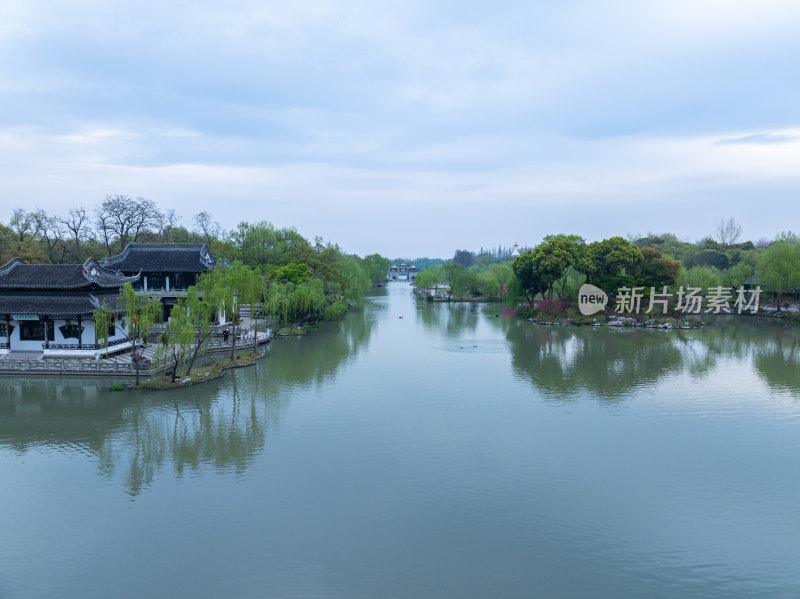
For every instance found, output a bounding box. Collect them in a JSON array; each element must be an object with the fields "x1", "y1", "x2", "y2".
[{"x1": 127, "y1": 351, "x2": 264, "y2": 390}]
